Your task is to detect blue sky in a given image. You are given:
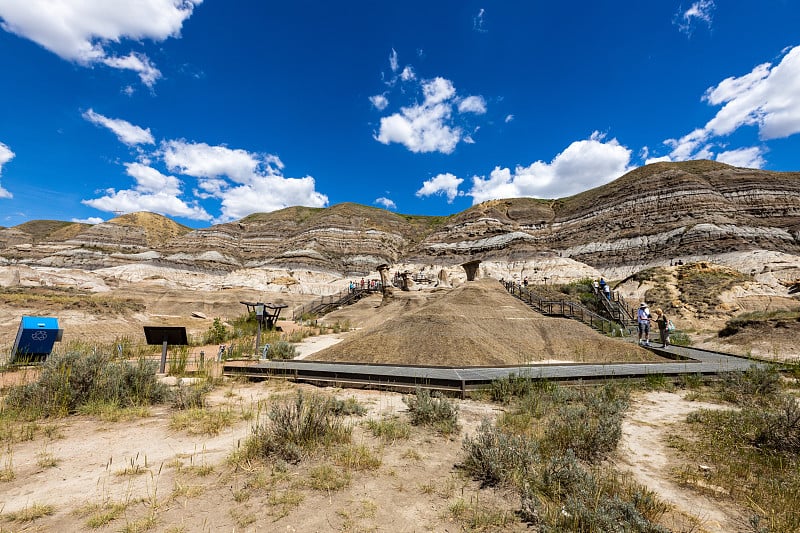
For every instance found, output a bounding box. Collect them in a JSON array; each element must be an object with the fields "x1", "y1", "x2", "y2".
[{"x1": 1, "y1": 1, "x2": 799, "y2": 229}]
